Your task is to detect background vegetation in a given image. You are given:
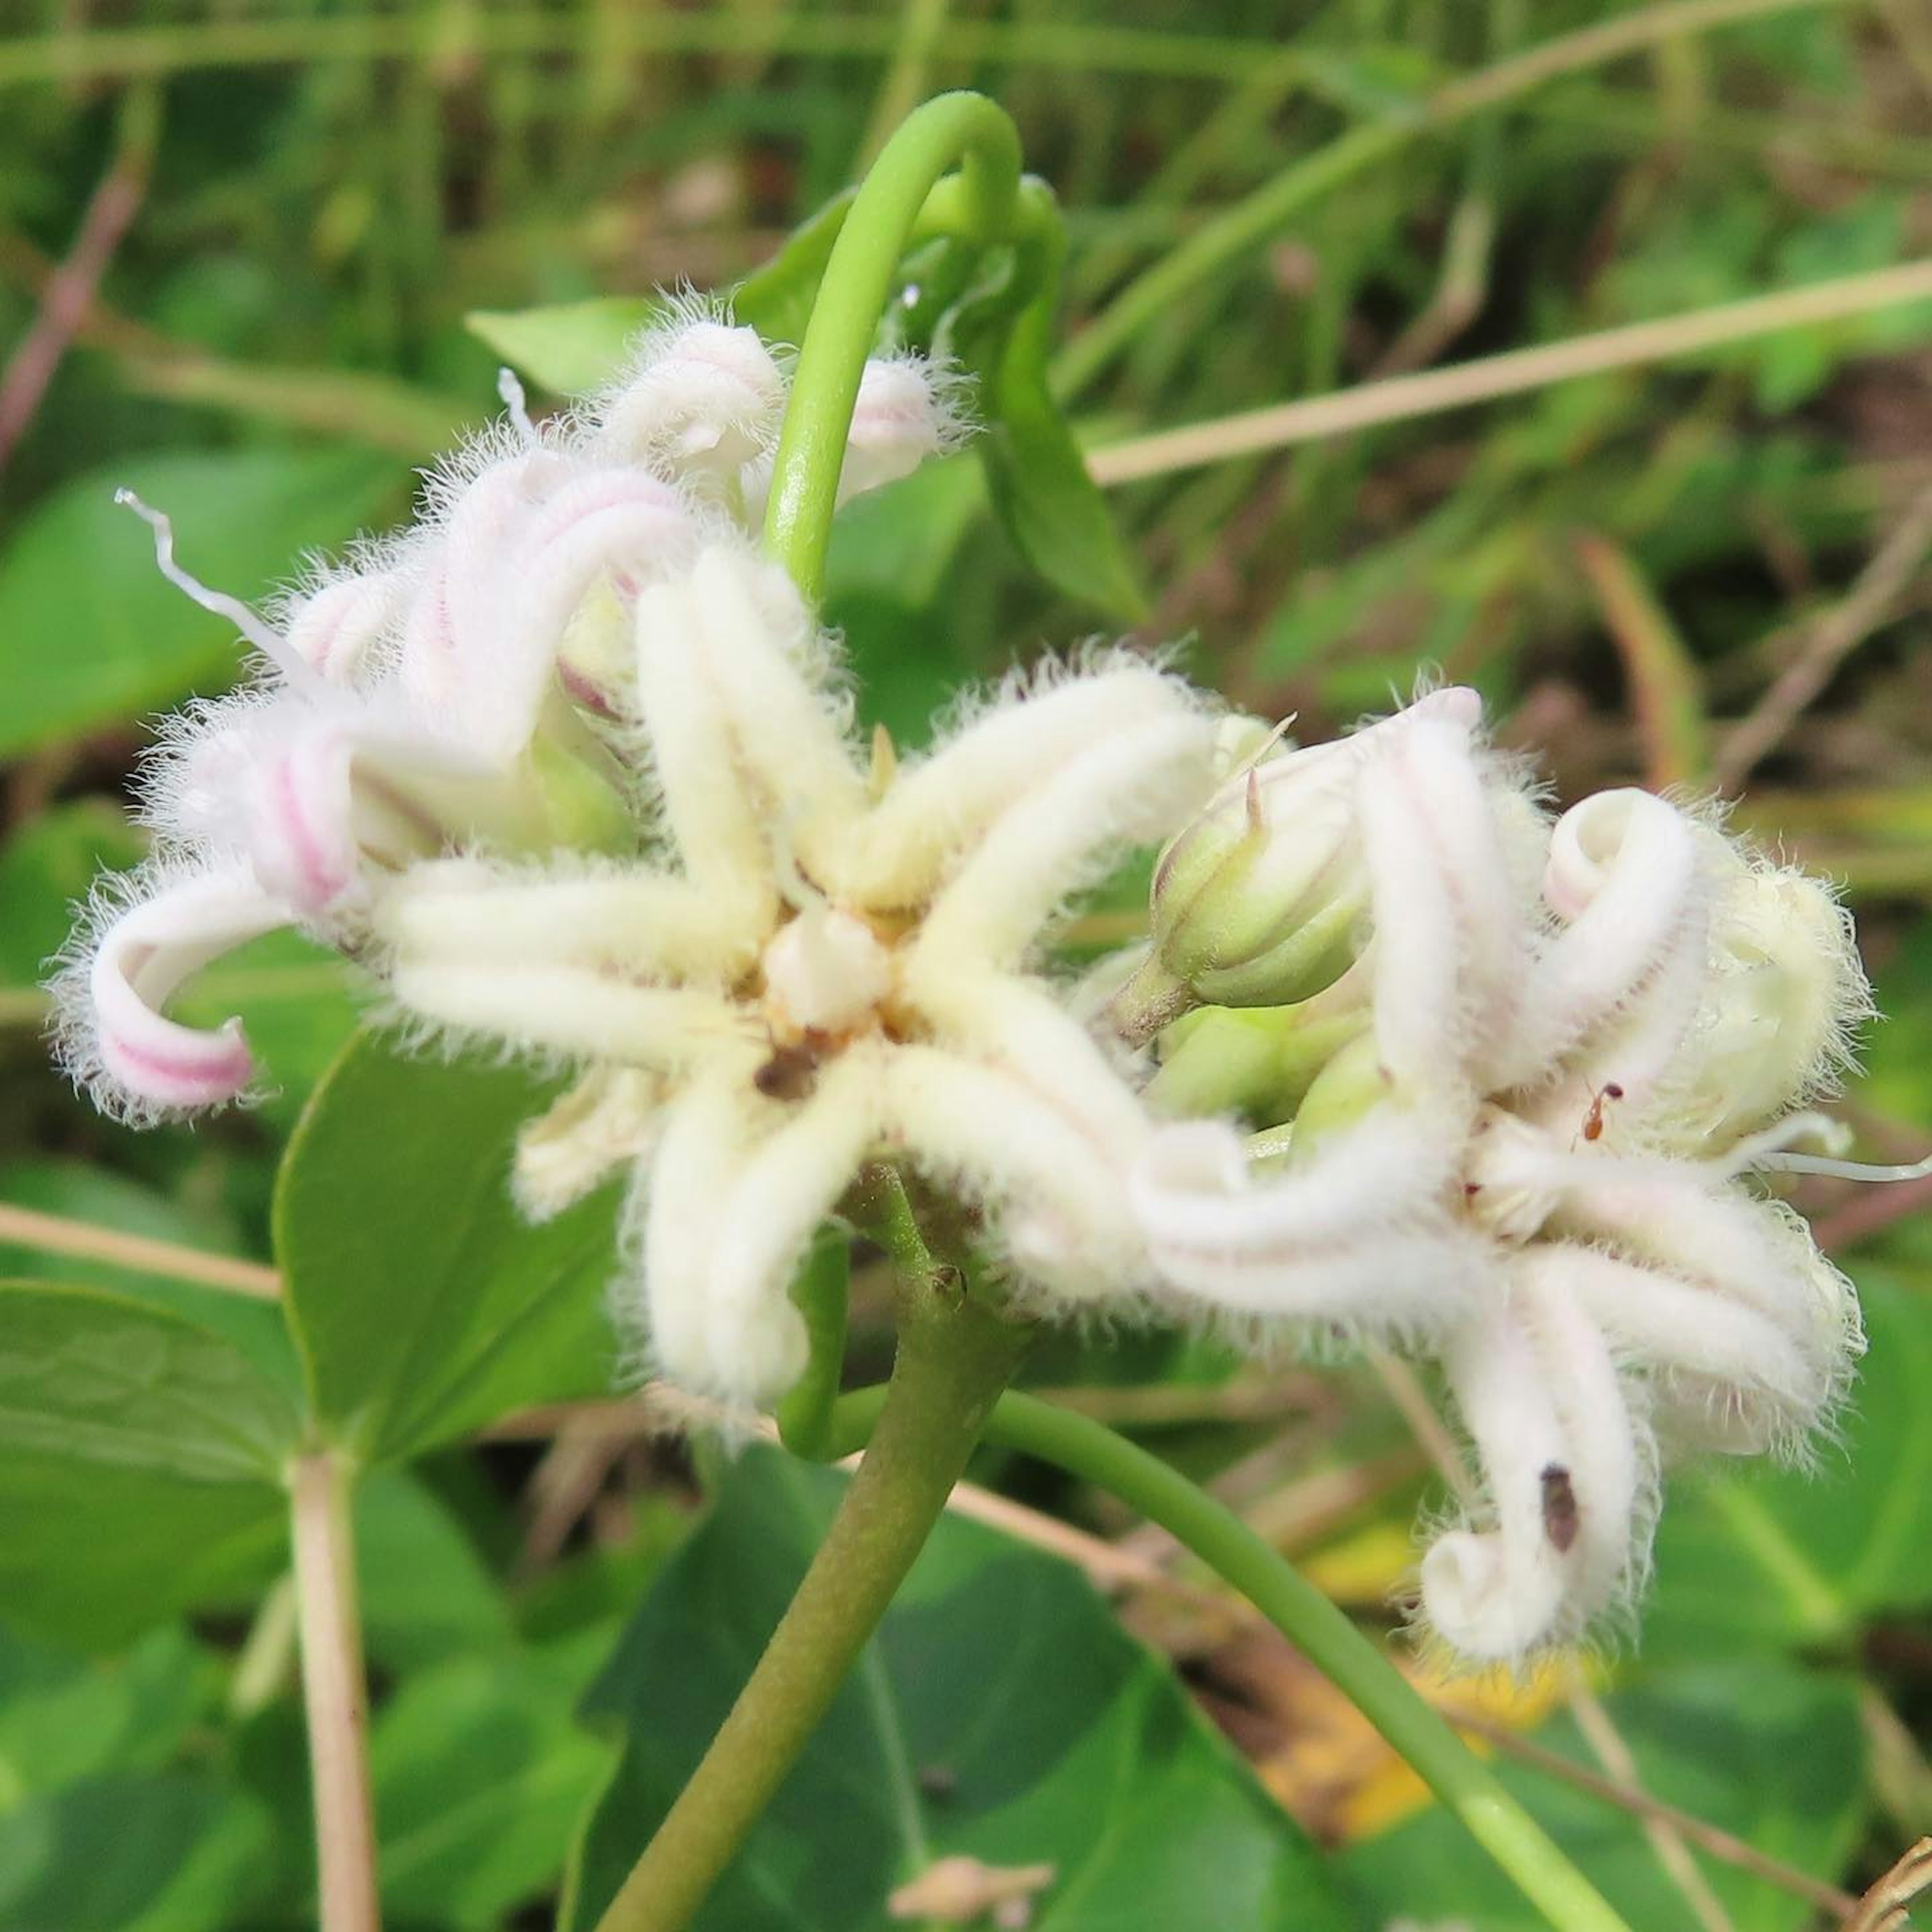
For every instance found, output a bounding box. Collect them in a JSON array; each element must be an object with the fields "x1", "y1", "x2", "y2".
[{"x1": 2, "y1": 2, "x2": 1931, "y2": 1927}]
